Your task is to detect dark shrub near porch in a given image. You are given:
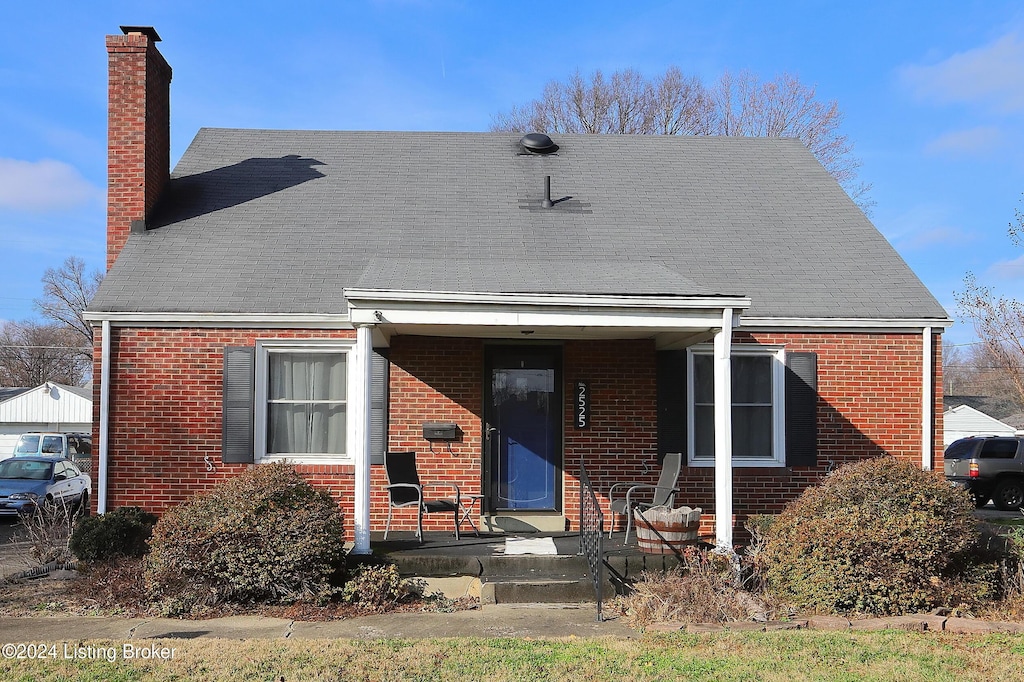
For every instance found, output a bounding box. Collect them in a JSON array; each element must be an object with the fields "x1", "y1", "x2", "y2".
[
  {"x1": 146, "y1": 462, "x2": 346, "y2": 617},
  {"x1": 70, "y1": 506, "x2": 157, "y2": 562},
  {"x1": 760, "y1": 457, "x2": 988, "y2": 616}
]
